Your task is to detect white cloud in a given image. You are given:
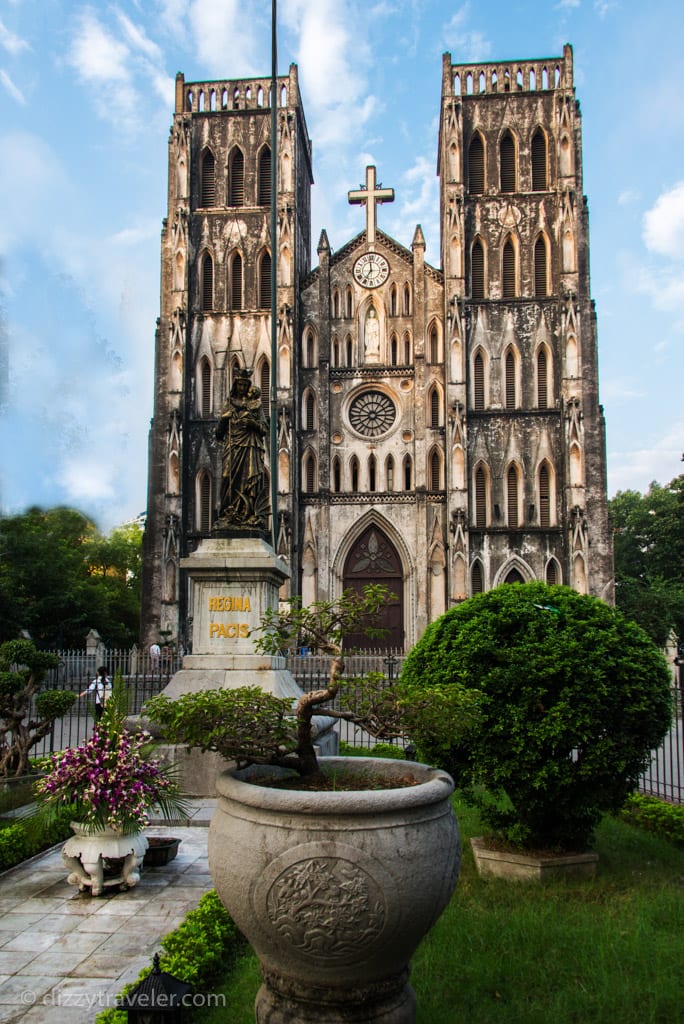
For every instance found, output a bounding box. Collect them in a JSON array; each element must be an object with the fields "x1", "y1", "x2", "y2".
[
  {"x1": 188, "y1": 0, "x2": 266, "y2": 76},
  {"x1": 557, "y1": 0, "x2": 580, "y2": 7},
  {"x1": 115, "y1": 10, "x2": 163, "y2": 64},
  {"x1": 443, "y1": 4, "x2": 492, "y2": 62},
  {"x1": 608, "y1": 420, "x2": 684, "y2": 495},
  {"x1": 0, "y1": 19, "x2": 29, "y2": 56},
  {"x1": 0, "y1": 68, "x2": 24, "y2": 104},
  {"x1": 643, "y1": 181, "x2": 684, "y2": 260},
  {"x1": 68, "y1": 8, "x2": 130, "y2": 83},
  {"x1": 617, "y1": 187, "x2": 639, "y2": 207}
]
